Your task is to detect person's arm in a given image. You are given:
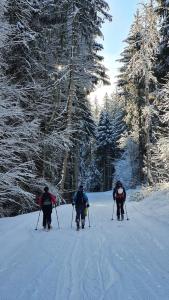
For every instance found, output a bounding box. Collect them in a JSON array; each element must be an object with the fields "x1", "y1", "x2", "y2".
[{"x1": 123, "y1": 188, "x2": 126, "y2": 201}]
